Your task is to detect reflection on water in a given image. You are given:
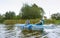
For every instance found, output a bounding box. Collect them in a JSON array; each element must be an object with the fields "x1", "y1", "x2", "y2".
[{"x1": 0, "y1": 24, "x2": 60, "y2": 38}]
